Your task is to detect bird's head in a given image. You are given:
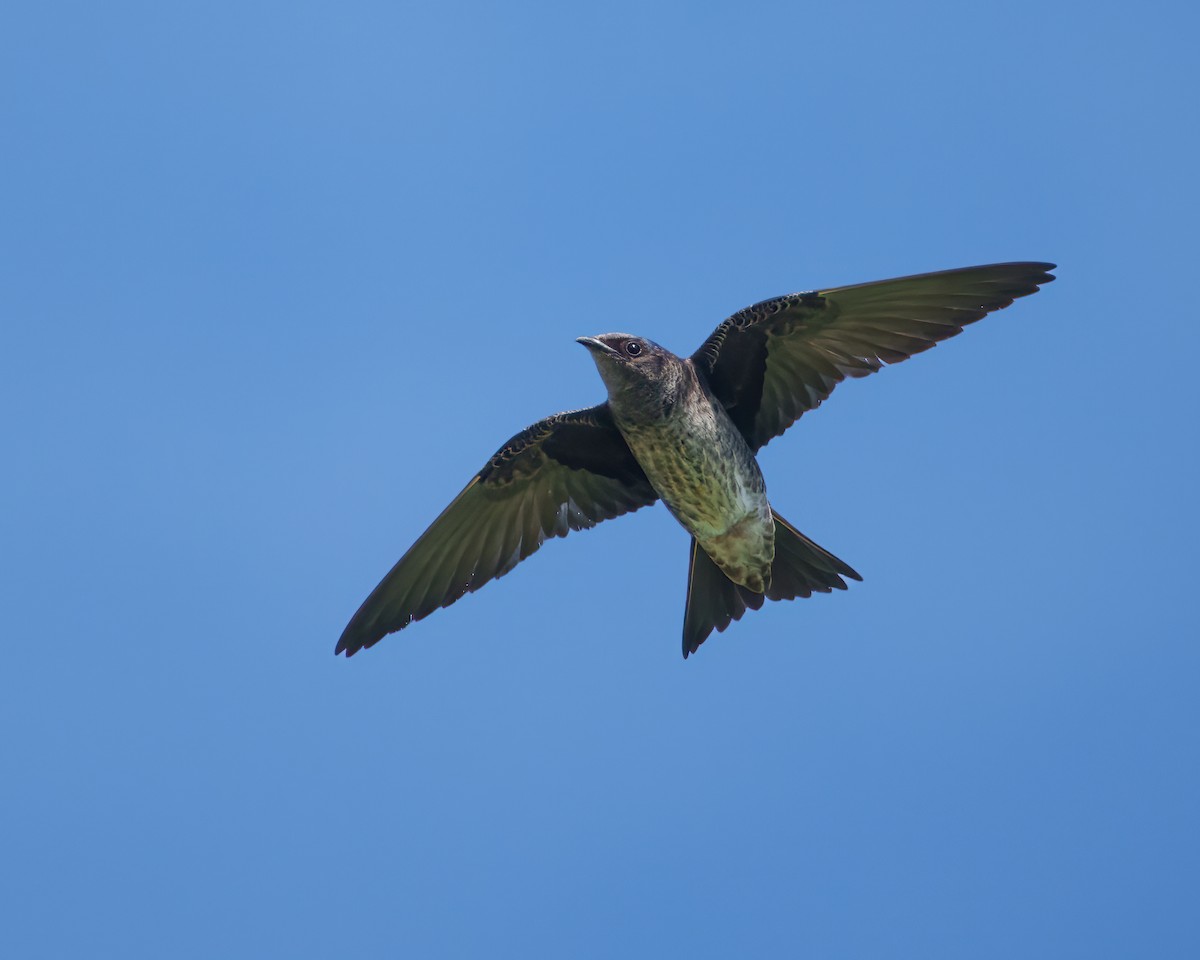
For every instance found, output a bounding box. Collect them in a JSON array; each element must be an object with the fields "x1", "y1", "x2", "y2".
[{"x1": 576, "y1": 333, "x2": 683, "y2": 418}]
